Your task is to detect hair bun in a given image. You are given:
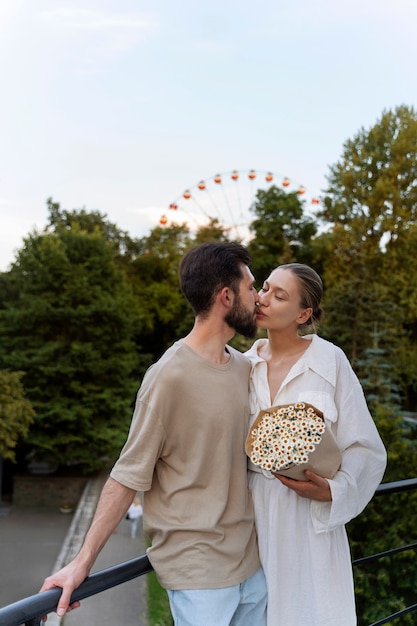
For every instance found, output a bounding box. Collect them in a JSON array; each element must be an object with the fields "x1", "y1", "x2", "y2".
[{"x1": 312, "y1": 306, "x2": 324, "y2": 323}]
